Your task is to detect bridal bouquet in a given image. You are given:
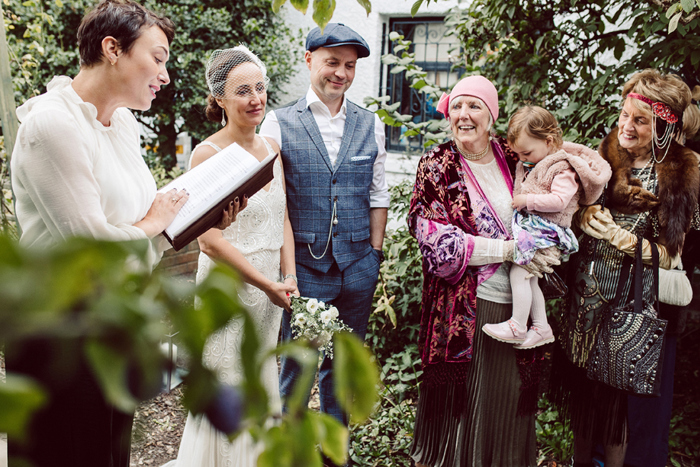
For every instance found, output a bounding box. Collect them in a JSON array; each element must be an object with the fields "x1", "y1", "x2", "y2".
[{"x1": 290, "y1": 296, "x2": 352, "y2": 359}]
